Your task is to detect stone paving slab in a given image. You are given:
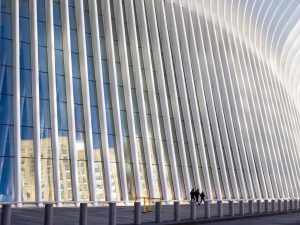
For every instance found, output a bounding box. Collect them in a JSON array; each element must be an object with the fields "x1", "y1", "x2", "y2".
[{"x1": 195, "y1": 211, "x2": 300, "y2": 225}]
